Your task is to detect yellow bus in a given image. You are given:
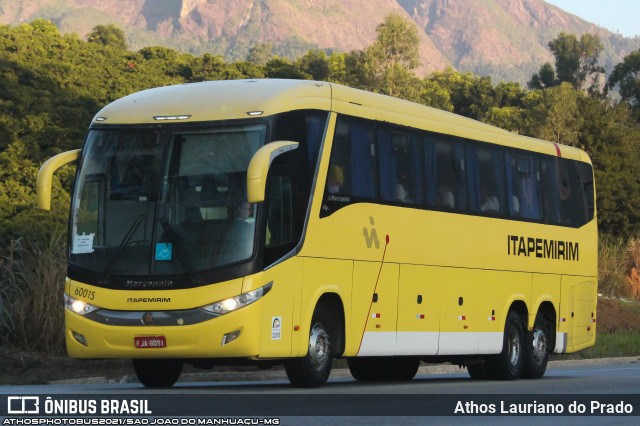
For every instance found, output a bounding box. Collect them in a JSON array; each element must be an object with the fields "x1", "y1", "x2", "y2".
[{"x1": 37, "y1": 79, "x2": 597, "y2": 387}]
